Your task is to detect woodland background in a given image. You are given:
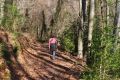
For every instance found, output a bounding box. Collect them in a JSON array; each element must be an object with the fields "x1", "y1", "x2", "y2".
[{"x1": 0, "y1": 0, "x2": 120, "y2": 80}]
